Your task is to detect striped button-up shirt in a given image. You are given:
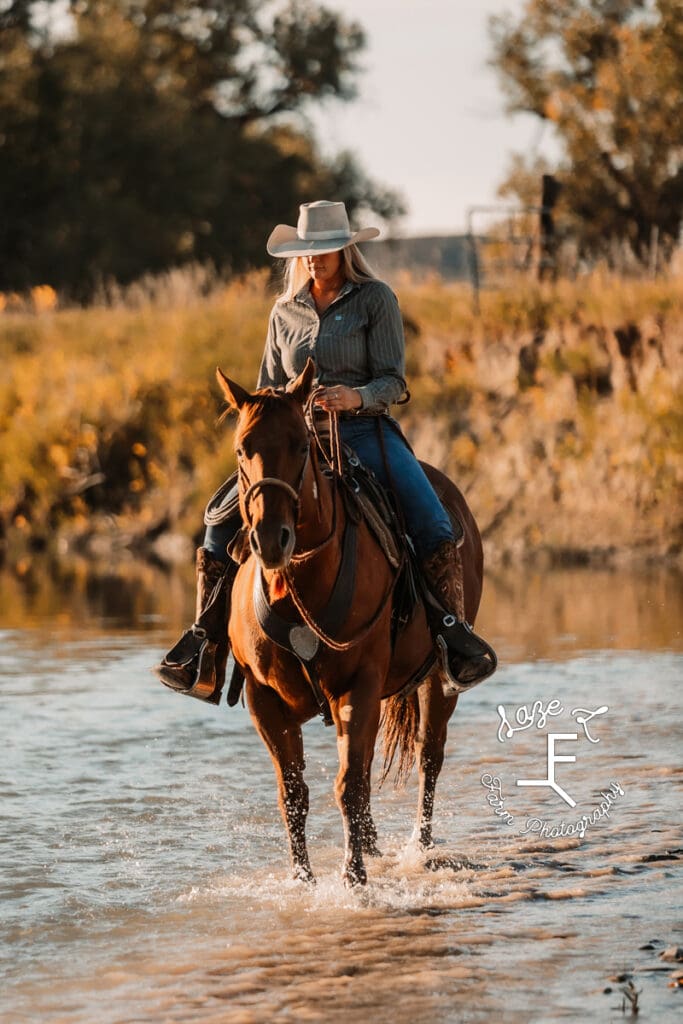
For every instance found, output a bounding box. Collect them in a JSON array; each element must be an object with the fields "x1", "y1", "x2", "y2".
[{"x1": 257, "y1": 279, "x2": 407, "y2": 413}]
